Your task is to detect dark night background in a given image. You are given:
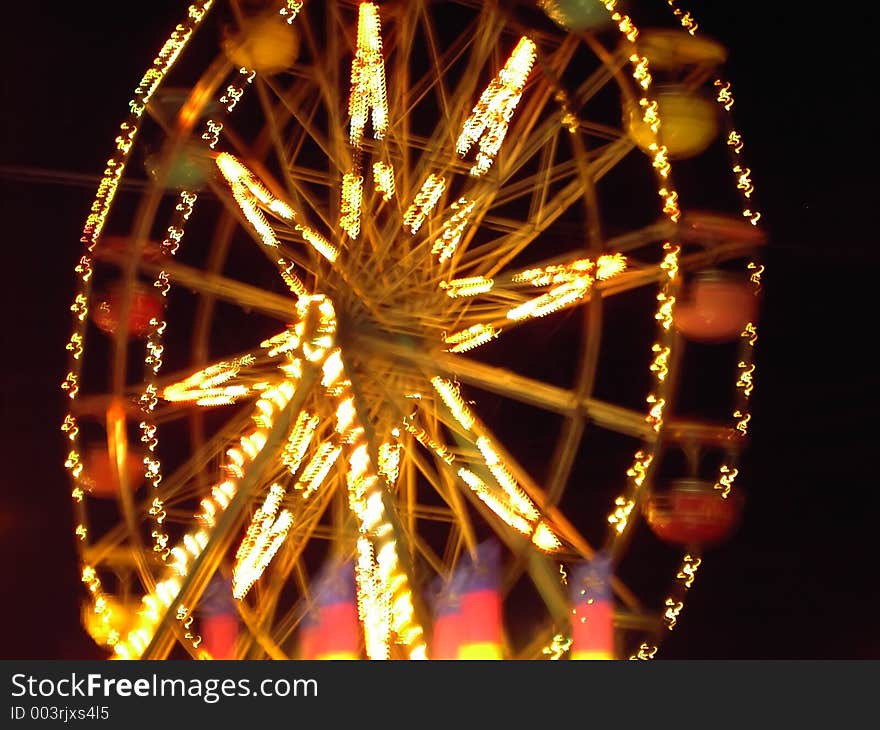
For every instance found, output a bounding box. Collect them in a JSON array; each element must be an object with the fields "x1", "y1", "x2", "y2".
[{"x1": 1, "y1": 1, "x2": 877, "y2": 660}]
